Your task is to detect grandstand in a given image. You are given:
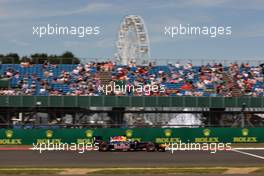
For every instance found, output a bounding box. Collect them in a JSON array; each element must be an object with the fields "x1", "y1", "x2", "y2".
[
  {"x1": 0, "y1": 58, "x2": 263, "y2": 129},
  {"x1": 0, "y1": 60, "x2": 263, "y2": 97}
]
